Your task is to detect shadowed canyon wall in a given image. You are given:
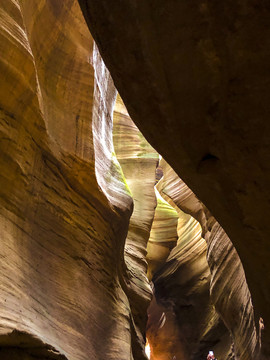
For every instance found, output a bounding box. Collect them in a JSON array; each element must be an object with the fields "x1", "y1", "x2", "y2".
[
  {"x1": 0, "y1": 1, "x2": 269, "y2": 360},
  {"x1": 152, "y1": 159, "x2": 259, "y2": 360},
  {"x1": 0, "y1": 1, "x2": 143, "y2": 359},
  {"x1": 113, "y1": 104, "x2": 233, "y2": 360},
  {"x1": 147, "y1": 175, "x2": 230, "y2": 360},
  {"x1": 78, "y1": 1, "x2": 270, "y2": 358},
  {"x1": 112, "y1": 99, "x2": 257, "y2": 359}
]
